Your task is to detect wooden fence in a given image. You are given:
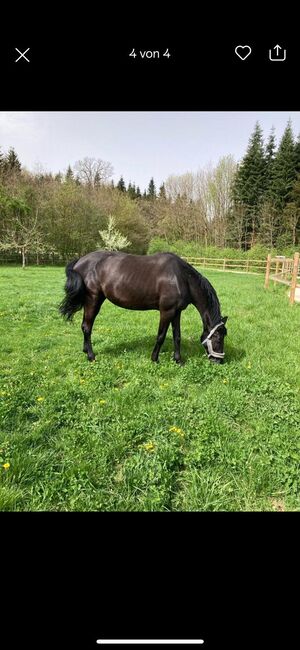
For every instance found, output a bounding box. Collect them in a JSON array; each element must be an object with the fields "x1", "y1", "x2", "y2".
[
  {"x1": 264, "y1": 253, "x2": 300, "y2": 305},
  {"x1": 183, "y1": 256, "x2": 267, "y2": 273}
]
